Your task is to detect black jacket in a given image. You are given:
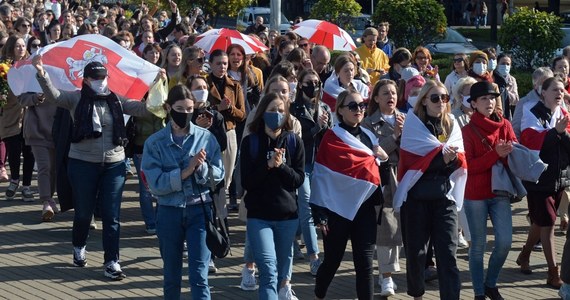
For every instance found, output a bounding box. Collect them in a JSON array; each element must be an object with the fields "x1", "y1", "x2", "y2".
[
  {"x1": 241, "y1": 130, "x2": 305, "y2": 220},
  {"x1": 523, "y1": 101, "x2": 570, "y2": 192},
  {"x1": 290, "y1": 99, "x2": 332, "y2": 168}
]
